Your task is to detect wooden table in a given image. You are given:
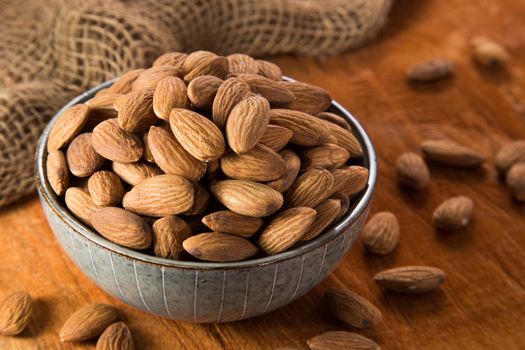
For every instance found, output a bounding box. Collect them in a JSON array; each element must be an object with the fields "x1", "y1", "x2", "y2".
[{"x1": 1, "y1": 0, "x2": 525, "y2": 348}]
